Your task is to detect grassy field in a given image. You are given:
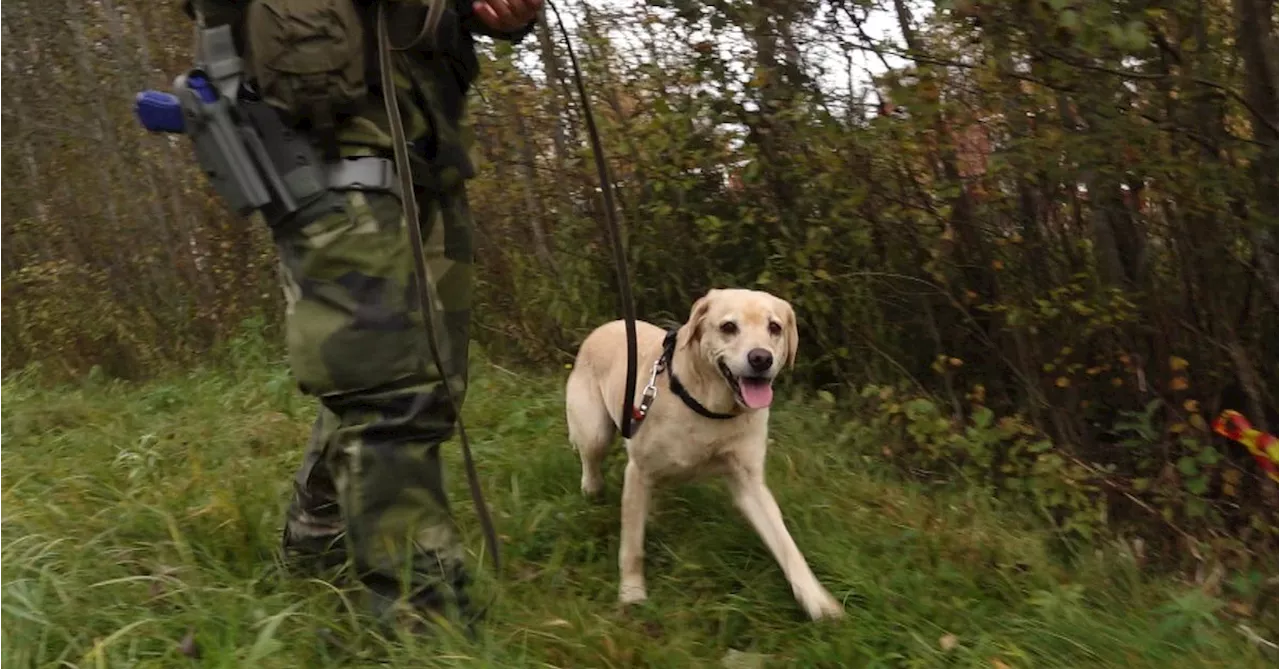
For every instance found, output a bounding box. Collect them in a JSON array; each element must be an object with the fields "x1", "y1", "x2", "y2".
[{"x1": 2, "y1": 345, "x2": 1275, "y2": 668}]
